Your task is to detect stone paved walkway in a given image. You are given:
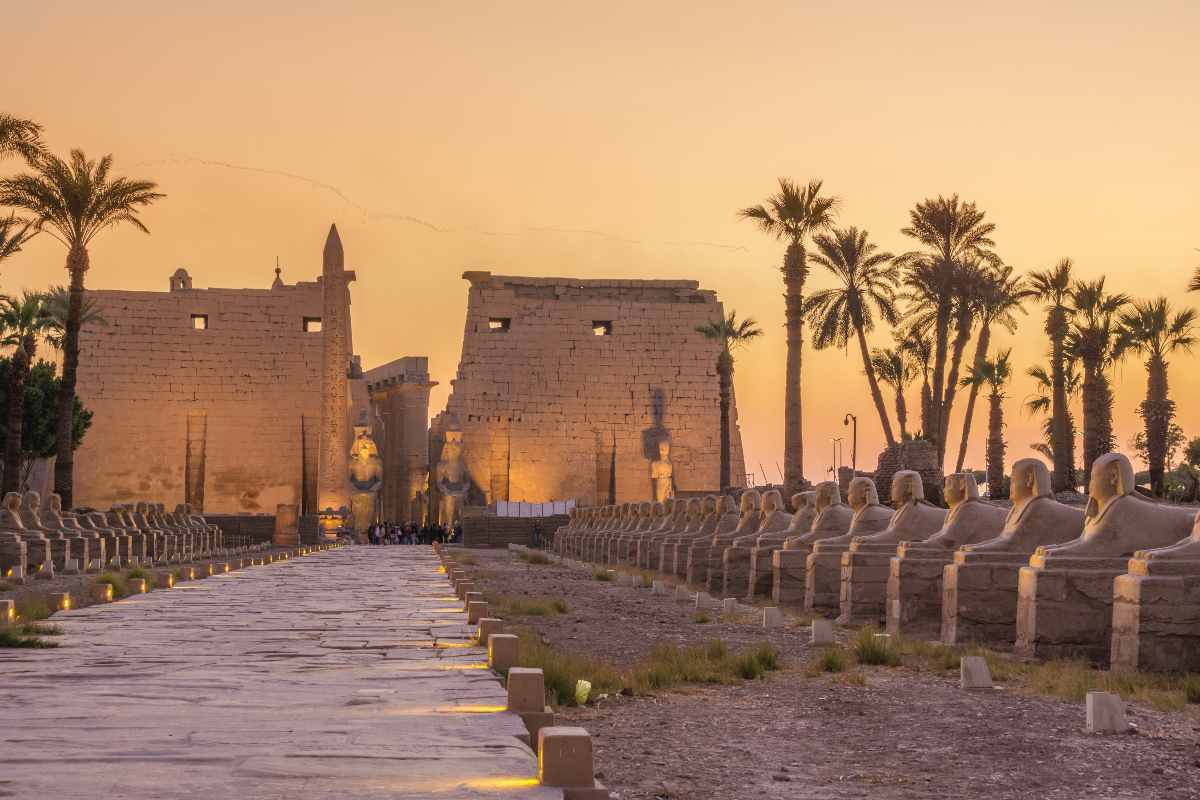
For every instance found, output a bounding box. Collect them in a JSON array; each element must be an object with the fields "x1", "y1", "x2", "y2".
[{"x1": 1, "y1": 546, "x2": 559, "y2": 800}]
